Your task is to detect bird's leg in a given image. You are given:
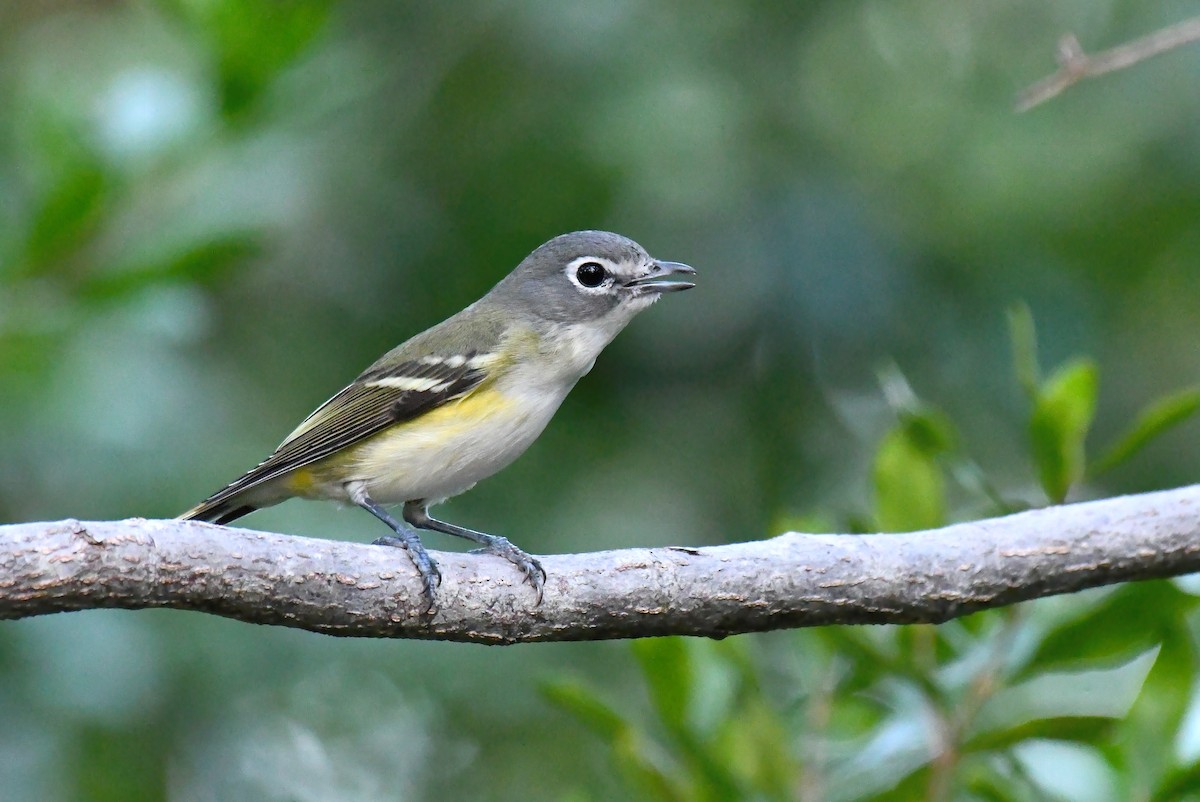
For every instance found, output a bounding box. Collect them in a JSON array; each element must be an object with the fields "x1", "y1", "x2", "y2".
[
  {"x1": 403, "y1": 501, "x2": 545, "y2": 603},
  {"x1": 357, "y1": 494, "x2": 441, "y2": 614}
]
